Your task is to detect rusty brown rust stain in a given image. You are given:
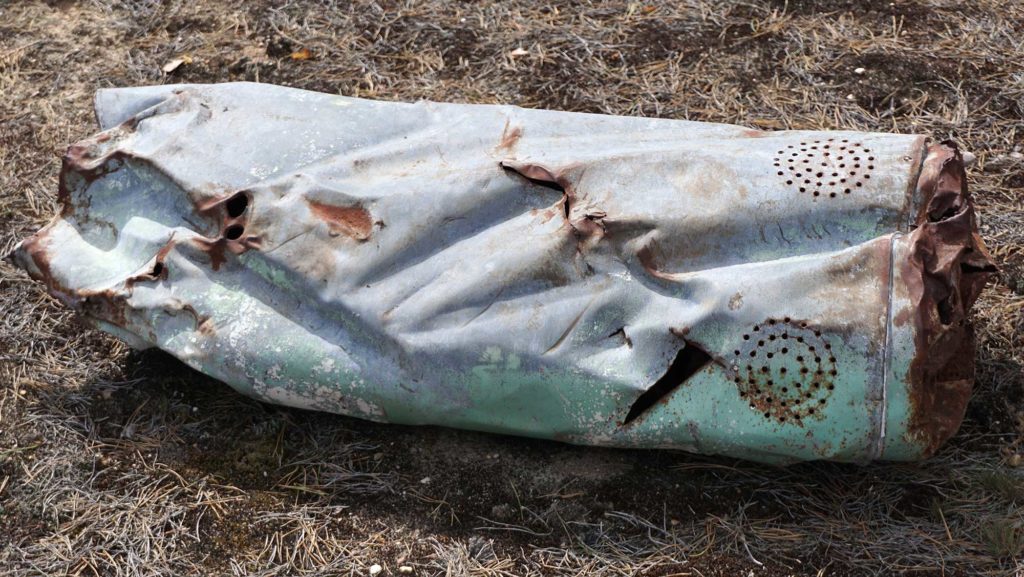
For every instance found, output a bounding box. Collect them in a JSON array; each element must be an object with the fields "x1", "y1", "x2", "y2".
[
  {"x1": 899, "y1": 141, "x2": 997, "y2": 456},
  {"x1": 306, "y1": 200, "x2": 373, "y2": 240},
  {"x1": 636, "y1": 240, "x2": 674, "y2": 281},
  {"x1": 500, "y1": 160, "x2": 609, "y2": 249},
  {"x1": 192, "y1": 234, "x2": 262, "y2": 271},
  {"x1": 496, "y1": 119, "x2": 523, "y2": 151}
]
